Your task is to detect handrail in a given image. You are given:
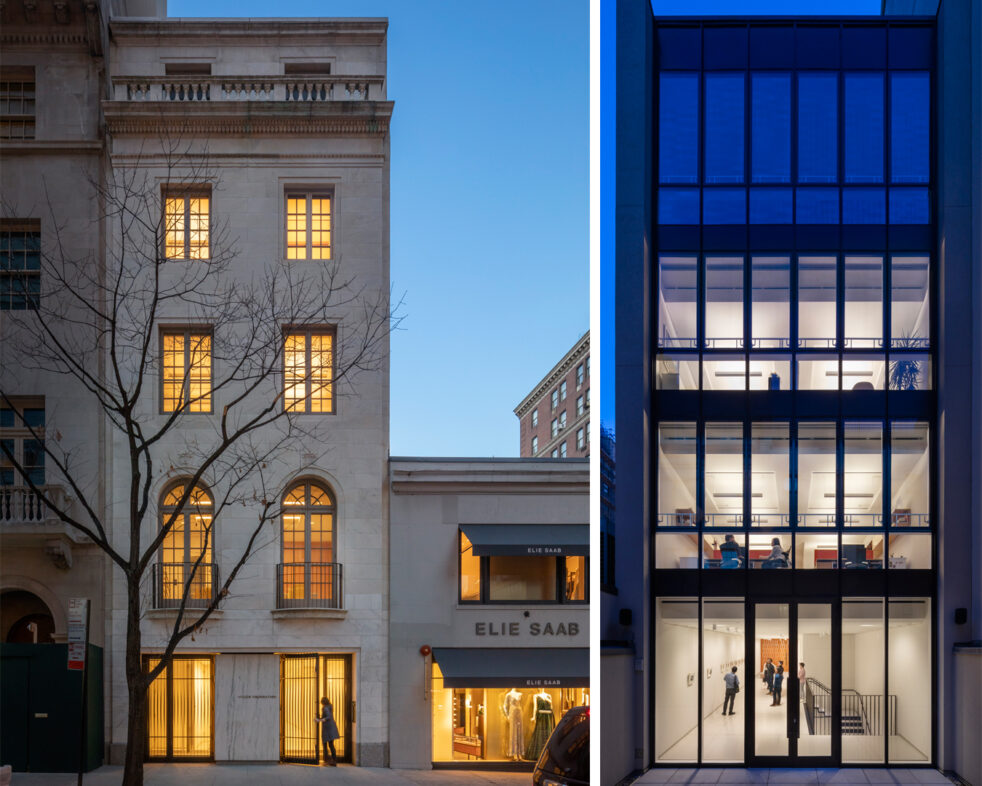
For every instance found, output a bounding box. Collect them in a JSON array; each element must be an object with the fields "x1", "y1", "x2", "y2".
[
  {"x1": 804, "y1": 680, "x2": 897, "y2": 738},
  {"x1": 112, "y1": 75, "x2": 385, "y2": 102},
  {"x1": 276, "y1": 561, "x2": 343, "y2": 610},
  {"x1": 152, "y1": 562, "x2": 220, "y2": 610}
]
